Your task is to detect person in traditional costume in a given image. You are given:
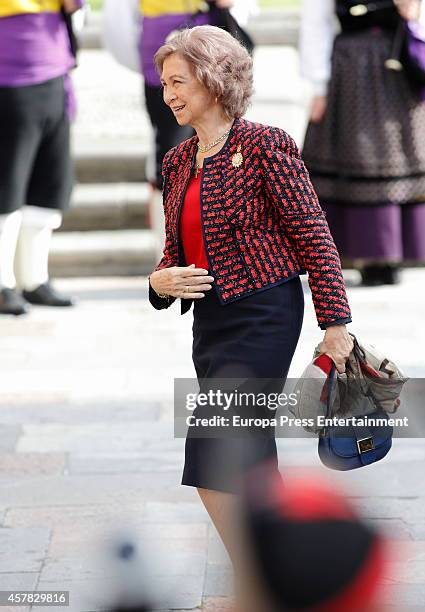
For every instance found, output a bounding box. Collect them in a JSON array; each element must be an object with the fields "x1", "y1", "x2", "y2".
[
  {"x1": 300, "y1": 0, "x2": 425, "y2": 285},
  {"x1": 0, "y1": 0, "x2": 84, "y2": 314}
]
